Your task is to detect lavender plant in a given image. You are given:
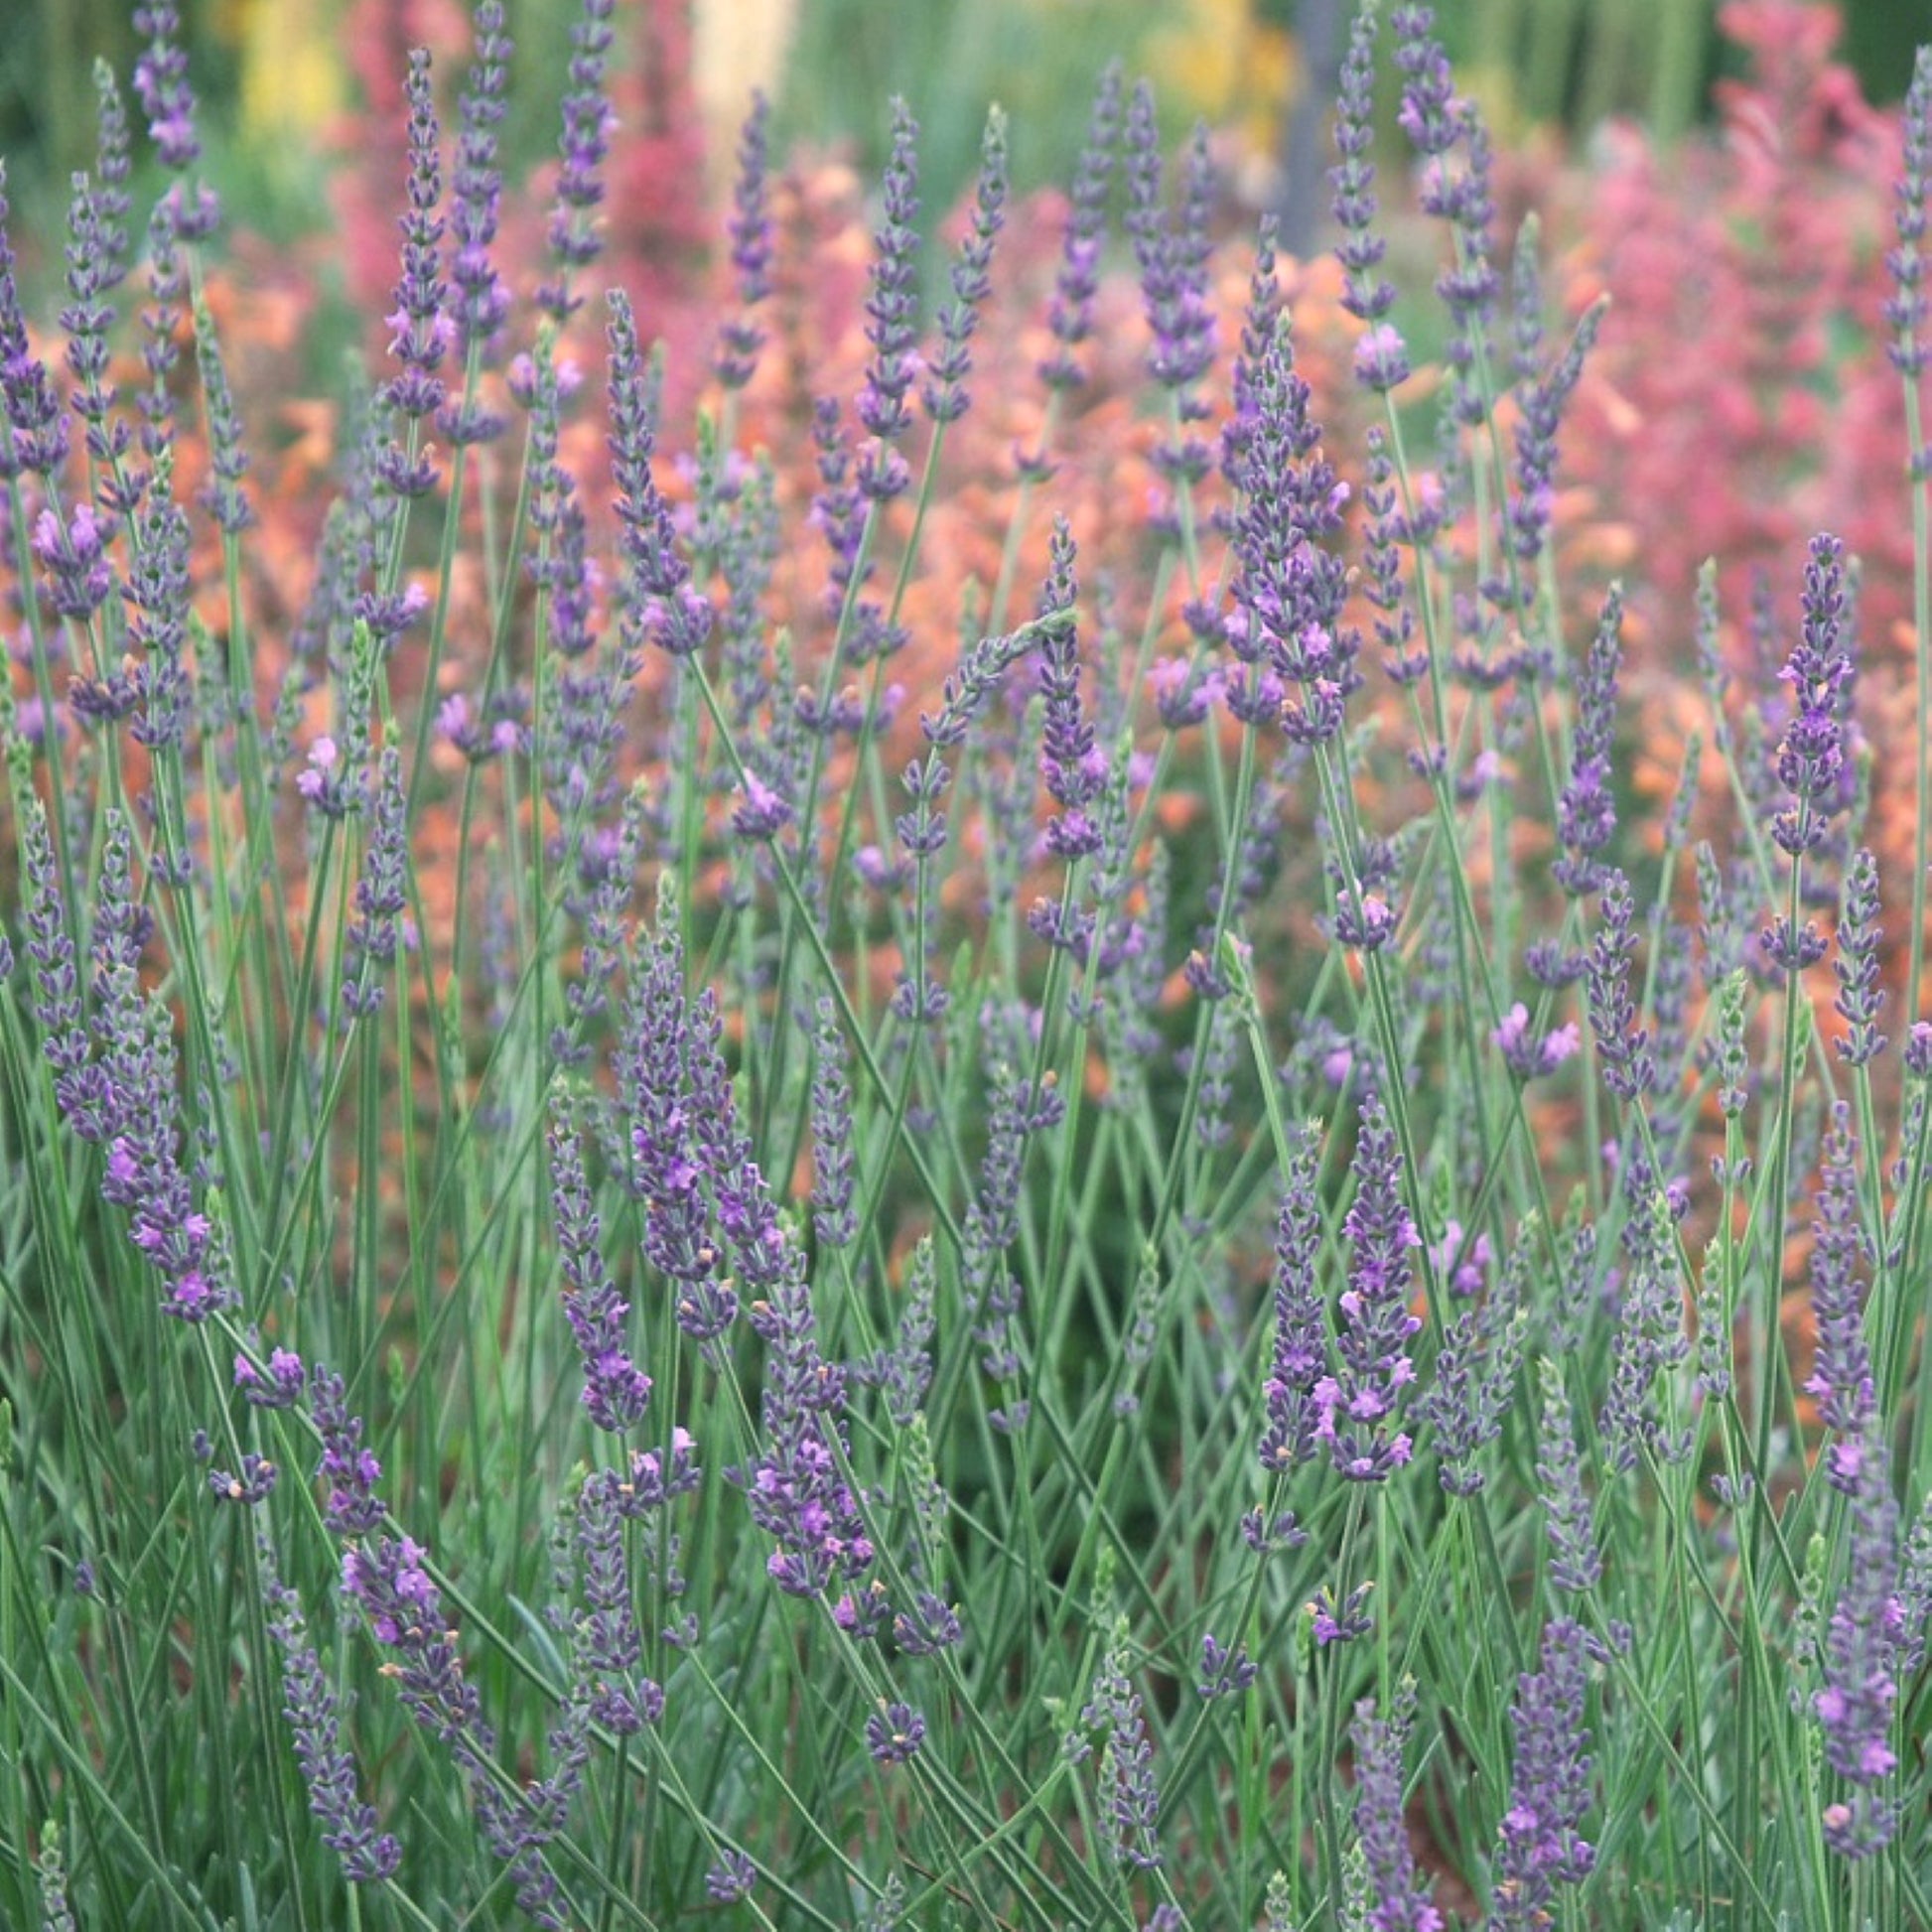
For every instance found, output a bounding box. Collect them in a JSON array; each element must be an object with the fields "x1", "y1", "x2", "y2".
[{"x1": 7, "y1": 4, "x2": 1932, "y2": 1928}]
